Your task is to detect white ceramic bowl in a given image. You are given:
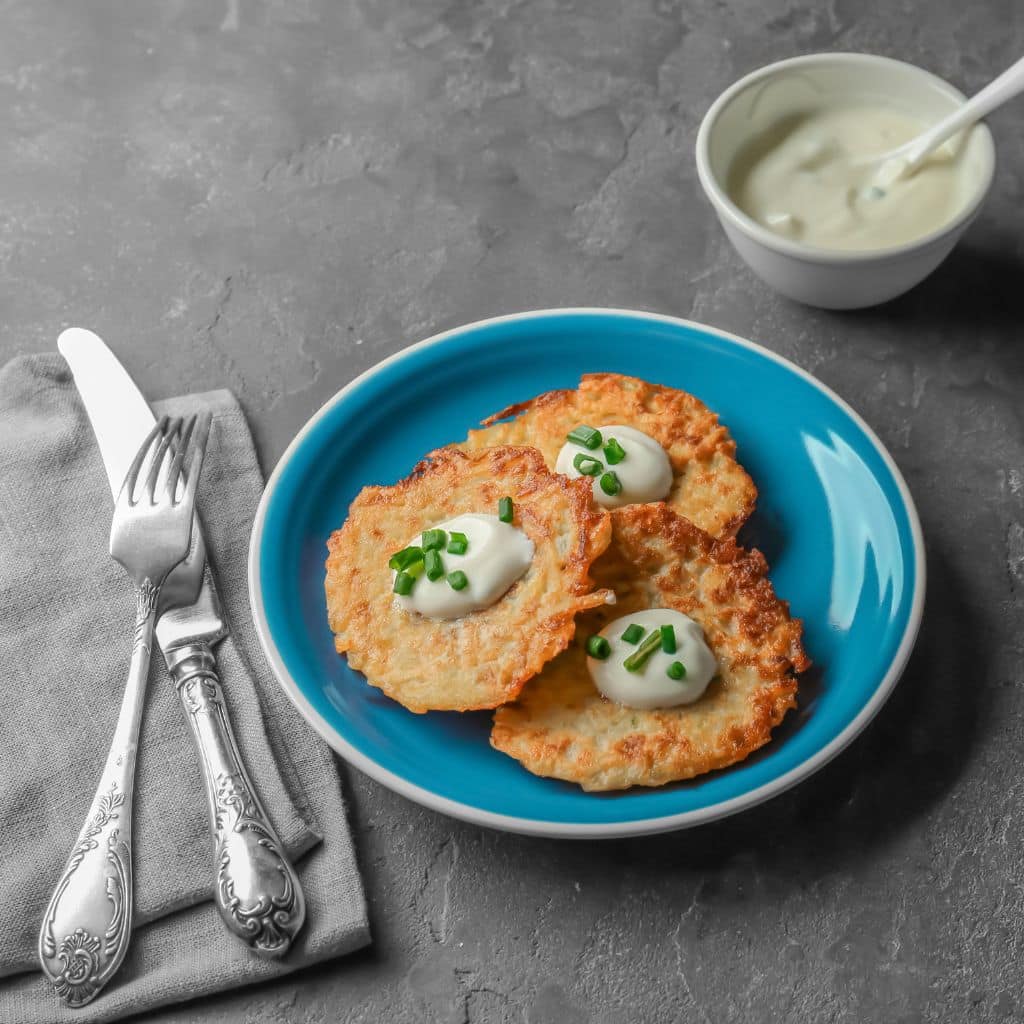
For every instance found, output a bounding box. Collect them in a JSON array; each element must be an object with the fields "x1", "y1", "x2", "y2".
[{"x1": 696, "y1": 53, "x2": 996, "y2": 309}]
